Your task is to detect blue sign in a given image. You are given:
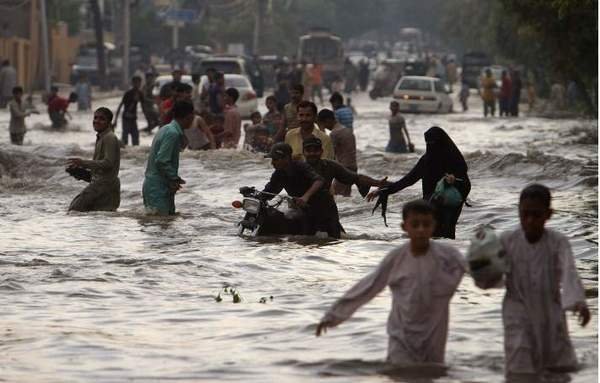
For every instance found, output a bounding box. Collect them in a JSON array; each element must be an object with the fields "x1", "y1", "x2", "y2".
[{"x1": 160, "y1": 8, "x2": 198, "y2": 23}]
